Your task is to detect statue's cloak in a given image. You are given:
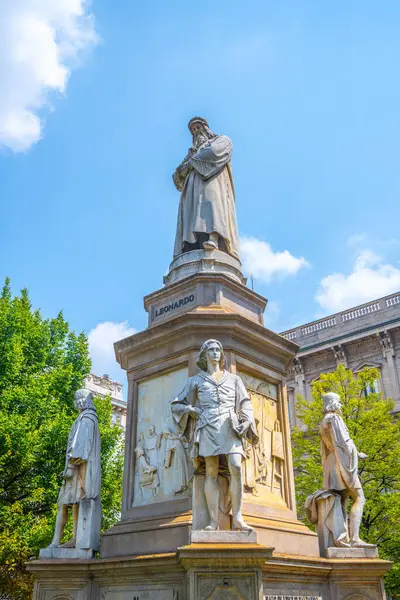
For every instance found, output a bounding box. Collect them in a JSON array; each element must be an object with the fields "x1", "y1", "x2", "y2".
[
  {"x1": 173, "y1": 135, "x2": 240, "y2": 260},
  {"x1": 320, "y1": 413, "x2": 361, "y2": 491},
  {"x1": 59, "y1": 408, "x2": 101, "y2": 504}
]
